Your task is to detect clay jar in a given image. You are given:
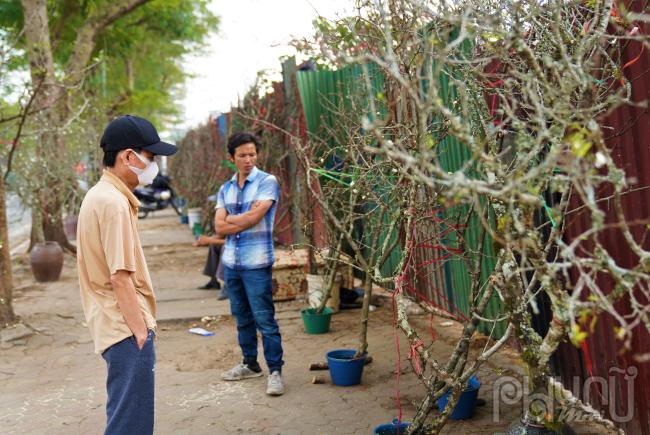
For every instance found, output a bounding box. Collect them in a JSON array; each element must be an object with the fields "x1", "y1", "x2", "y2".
[{"x1": 29, "y1": 241, "x2": 64, "y2": 282}]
